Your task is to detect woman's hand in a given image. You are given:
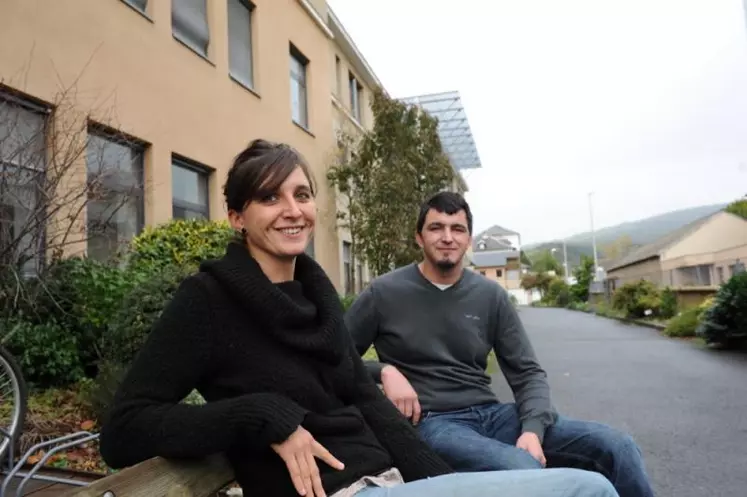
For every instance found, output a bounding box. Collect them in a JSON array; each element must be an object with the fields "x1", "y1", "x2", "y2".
[{"x1": 271, "y1": 426, "x2": 345, "y2": 497}]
